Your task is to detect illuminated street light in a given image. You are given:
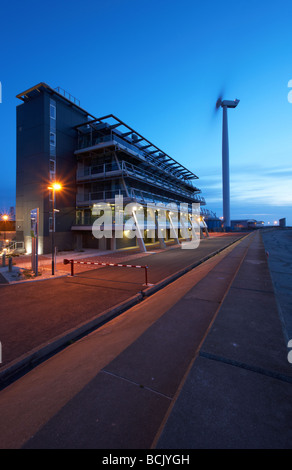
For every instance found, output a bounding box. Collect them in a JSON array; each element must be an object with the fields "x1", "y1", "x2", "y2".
[
  {"x1": 48, "y1": 183, "x2": 62, "y2": 275},
  {"x1": 2, "y1": 214, "x2": 8, "y2": 244},
  {"x1": 51, "y1": 183, "x2": 62, "y2": 191}
]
